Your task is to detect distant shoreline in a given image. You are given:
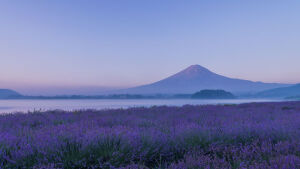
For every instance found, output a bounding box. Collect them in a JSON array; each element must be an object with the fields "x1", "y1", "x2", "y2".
[
  {"x1": 0, "y1": 99, "x2": 292, "y2": 114},
  {"x1": 0, "y1": 96, "x2": 286, "y2": 100}
]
